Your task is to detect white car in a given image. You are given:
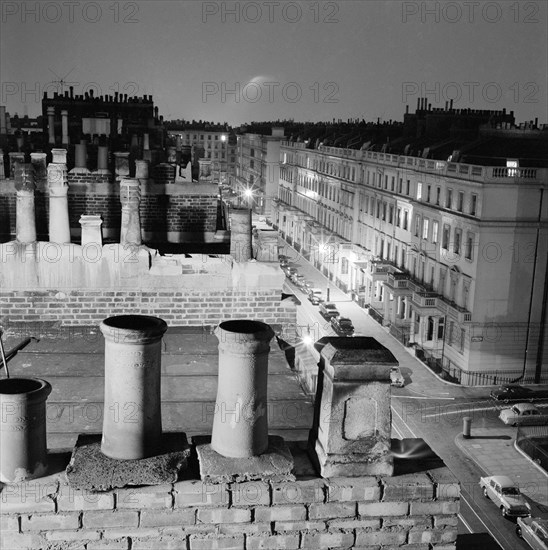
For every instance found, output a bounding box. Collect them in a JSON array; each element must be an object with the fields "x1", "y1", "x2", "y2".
[
  {"x1": 390, "y1": 366, "x2": 405, "y2": 387},
  {"x1": 479, "y1": 475, "x2": 531, "y2": 518},
  {"x1": 499, "y1": 403, "x2": 548, "y2": 426},
  {"x1": 517, "y1": 517, "x2": 548, "y2": 549}
]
